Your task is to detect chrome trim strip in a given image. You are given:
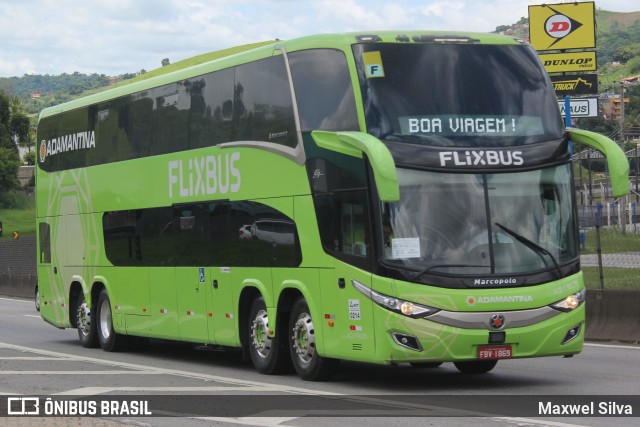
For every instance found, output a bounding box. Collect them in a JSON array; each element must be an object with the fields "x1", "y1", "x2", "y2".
[
  {"x1": 426, "y1": 306, "x2": 560, "y2": 330},
  {"x1": 277, "y1": 45, "x2": 306, "y2": 165},
  {"x1": 220, "y1": 139, "x2": 305, "y2": 166}
]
